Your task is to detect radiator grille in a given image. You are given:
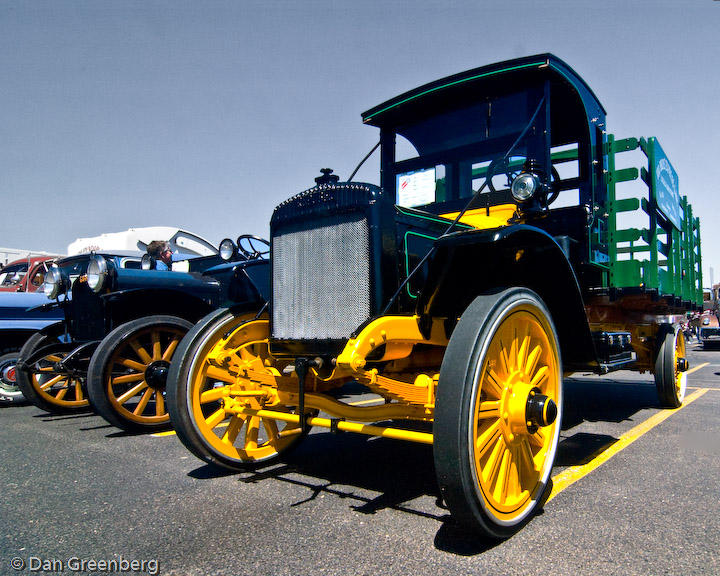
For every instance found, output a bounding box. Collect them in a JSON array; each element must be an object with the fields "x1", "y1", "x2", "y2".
[{"x1": 272, "y1": 213, "x2": 370, "y2": 340}]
